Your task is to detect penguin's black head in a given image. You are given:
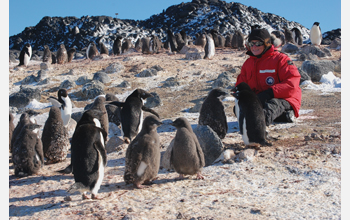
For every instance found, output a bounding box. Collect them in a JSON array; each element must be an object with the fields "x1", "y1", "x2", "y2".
[
  {"x1": 231, "y1": 82, "x2": 252, "y2": 98},
  {"x1": 132, "y1": 89, "x2": 153, "y2": 100},
  {"x1": 313, "y1": 22, "x2": 320, "y2": 26},
  {"x1": 25, "y1": 43, "x2": 31, "y2": 48},
  {"x1": 78, "y1": 109, "x2": 106, "y2": 125},
  {"x1": 210, "y1": 88, "x2": 227, "y2": 98},
  {"x1": 58, "y1": 89, "x2": 68, "y2": 98},
  {"x1": 19, "y1": 112, "x2": 30, "y2": 122}
]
